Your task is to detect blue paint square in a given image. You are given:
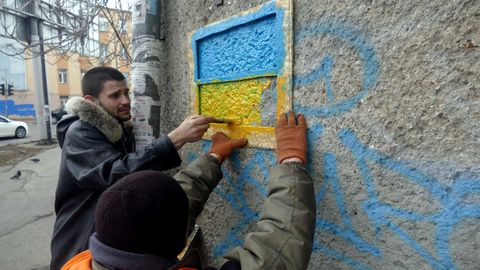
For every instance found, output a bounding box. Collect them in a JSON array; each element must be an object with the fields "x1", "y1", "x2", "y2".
[{"x1": 192, "y1": 1, "x2": 285, "y2": 83}]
